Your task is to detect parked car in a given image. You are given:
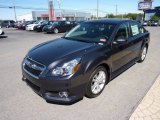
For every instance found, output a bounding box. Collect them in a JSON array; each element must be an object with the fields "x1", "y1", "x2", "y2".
[
  {"x1": 26, "y1": 21, "x2": 43, "y2": 31},
  {"x1": 19, "y1": 20, "x2": 37, "y2": 30},
  {"x1": 22, "y1": 19, "x2": 150, "y2": 104},
  {"x1": 43, "y1": 21, "x2": 77, "y2": 34},
  {"x1": 0, "y1": 20, "x2": 15, "y2": 28},
  {"x1": 0, "y1": 28, "x2": 5, "y2": 36},
  {"x1": 142, "y1": 21, "x2": 149, "y2": 26},
  {"x1": 34, "y1": 21, "x2": 54, "y2": 32},
  {"x1": 14, "y1": 21, "x2": 23, "y2": 28},
  {"x1": 15, "y1": 21, "x2": 26, "y2": 29},
  {"x1": 149, "y1": 20, "x2": 160, "y2": 26}
]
